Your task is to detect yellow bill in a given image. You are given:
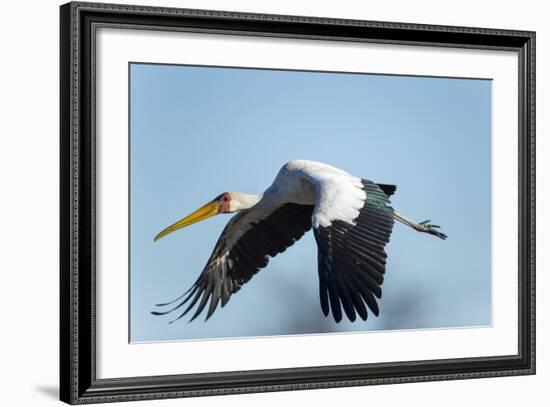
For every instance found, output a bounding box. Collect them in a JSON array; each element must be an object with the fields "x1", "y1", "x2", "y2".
[{"x1": 154, "y1": 200, "x2": 219, "y2": 242}]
